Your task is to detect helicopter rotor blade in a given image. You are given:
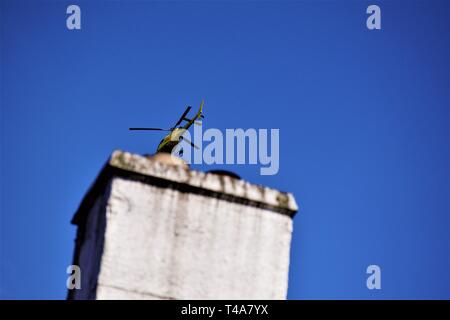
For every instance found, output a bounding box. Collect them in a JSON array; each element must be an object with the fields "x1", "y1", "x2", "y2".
[
  {"x1": 173, "y1": 106, "x2": 192, "y2": 128},
  {"x1": 179, "y1": 135, "x2": 199, "y2": 150}
]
